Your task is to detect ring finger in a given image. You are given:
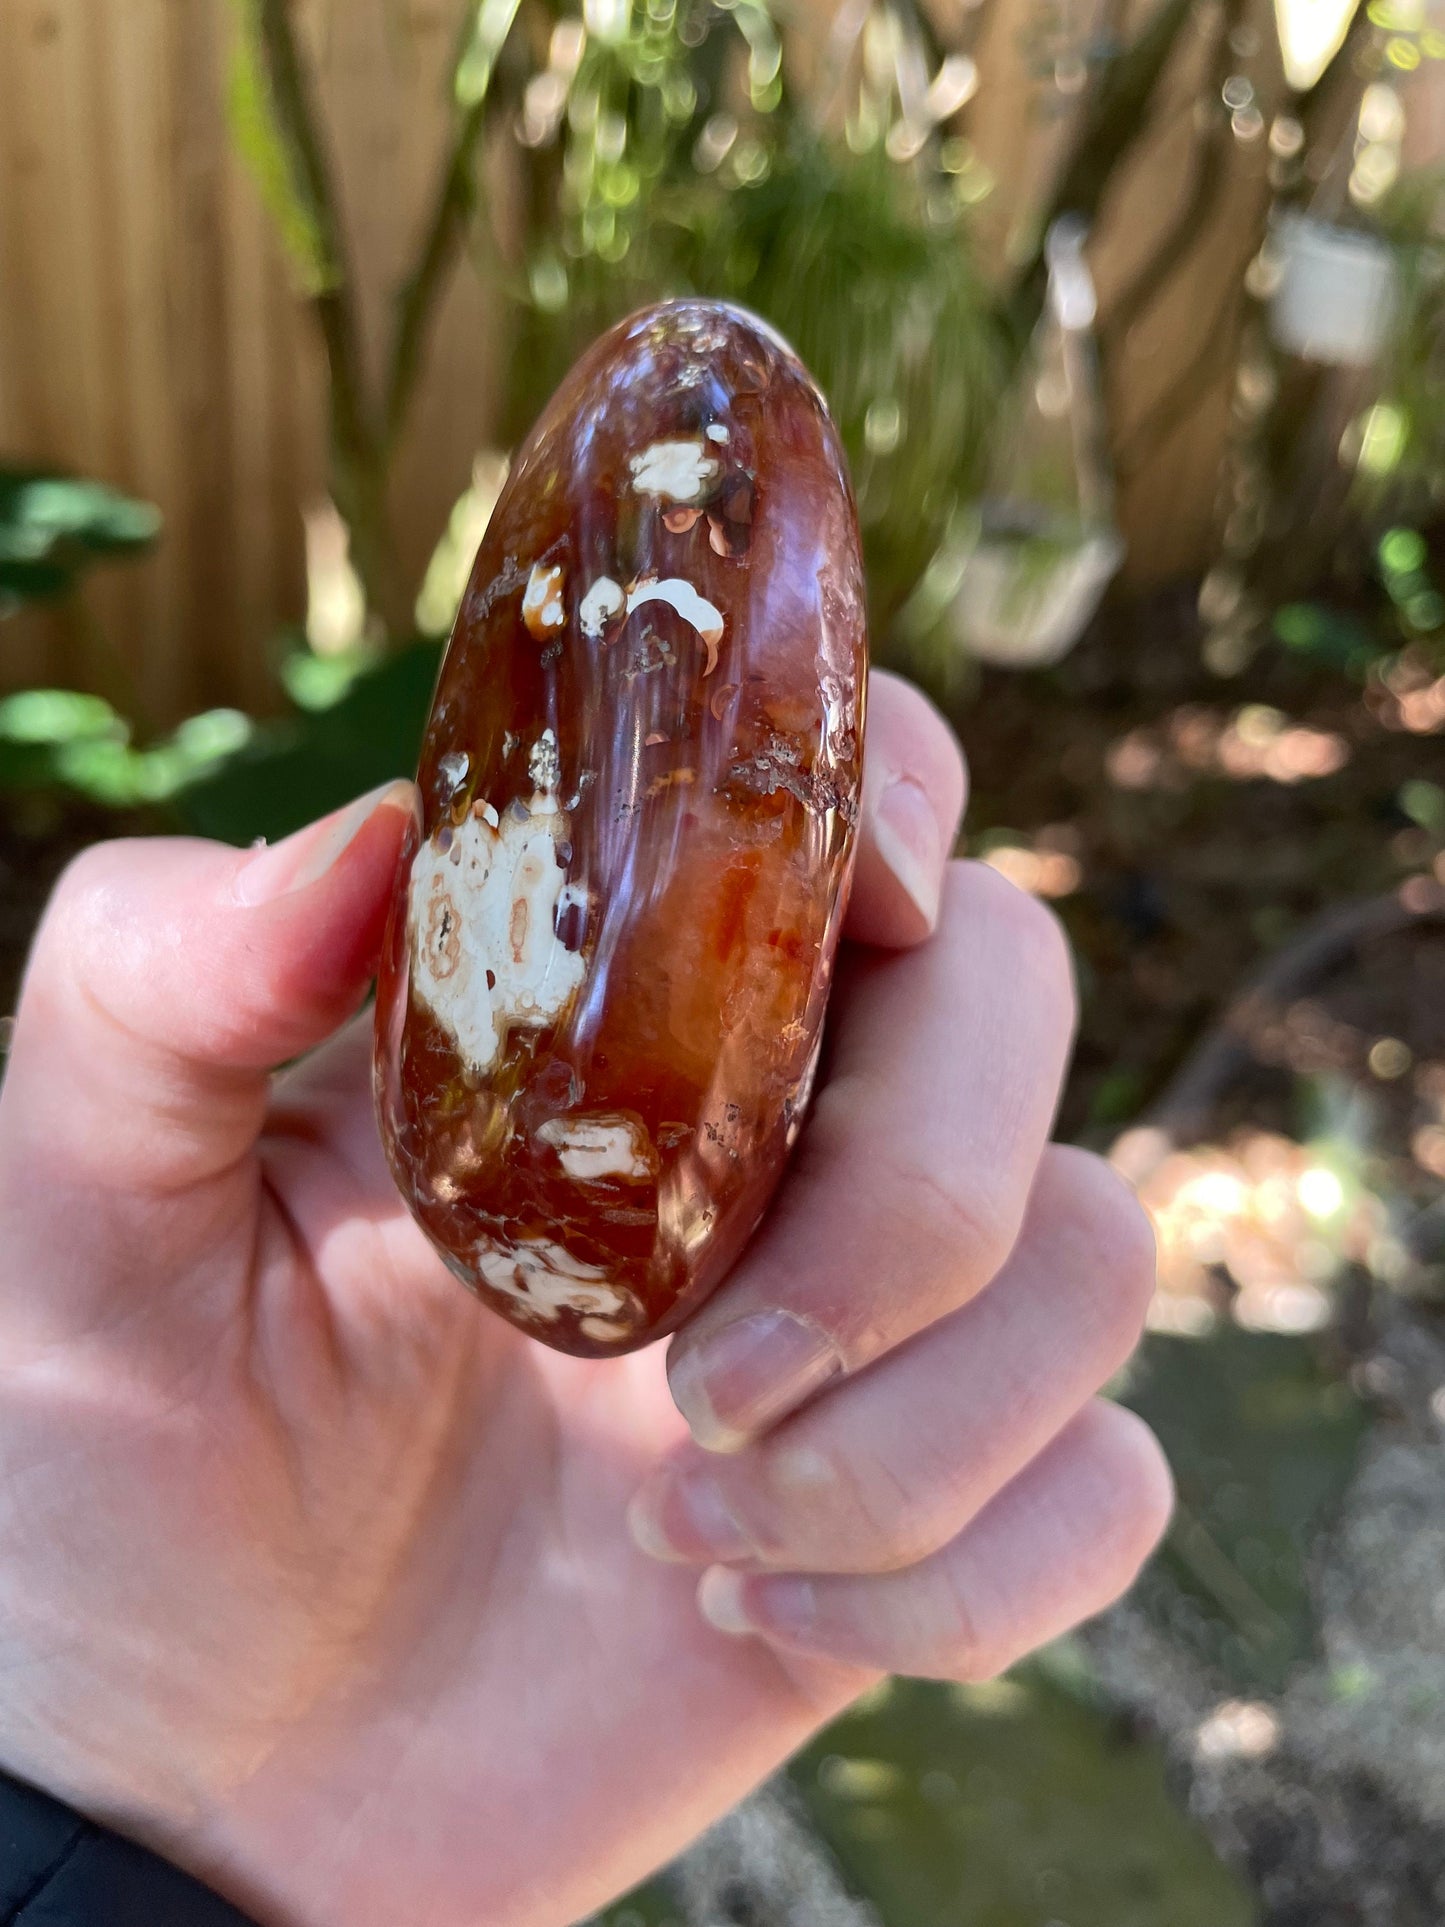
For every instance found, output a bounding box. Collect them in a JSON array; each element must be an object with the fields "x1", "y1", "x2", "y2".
[
  {"x1": 630, "y1": 1146, "x2": 1156, "y2": 1573},
  {"x1": 696, "y1": 1400, "x2": 1173, "y2": 1681}
]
